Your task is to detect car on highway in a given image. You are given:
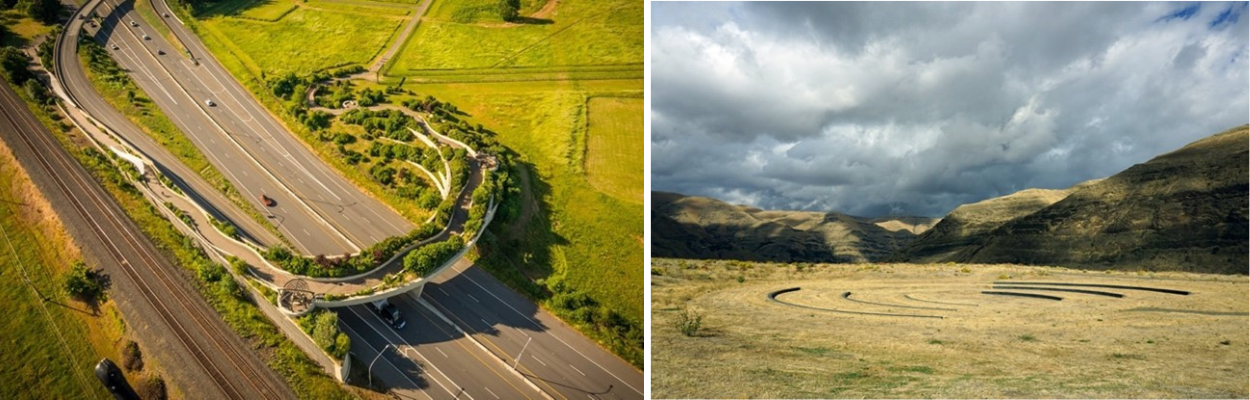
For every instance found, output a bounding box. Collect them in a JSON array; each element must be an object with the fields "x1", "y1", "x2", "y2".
[
  {"x1": 163, "y1": 12, "x2": 169, "y2": 17},
  {"x1": 111, "y1": 44, "x2": 119, "y2": 50},
  {"x1": 205, "y1": 99, "x2": 215, "y2": 107},
  {"x1": 143, "y1": 34, "x2": 150, "y2": 40},
  {"x1": 157, "y1": 49, "x2": 165, "y2": 55},
  {"x1": 260, "y1": 194, "x2": 275, "y2": 207},
  {"x1": 94, "y1": 359, "x2": 134, "y2": 400},
  {"x1": 368, "y1": 299, "x2": 406, "y2": 330},
  {"x1": 129, "y1": 20, "x2": 138, "y2": 27}
]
